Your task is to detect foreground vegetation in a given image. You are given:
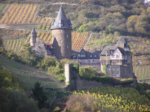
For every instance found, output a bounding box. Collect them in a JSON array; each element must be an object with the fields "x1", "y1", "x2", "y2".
[
  {"x1": 0, "y1": 69, "x2": 39, "y2": 112},
  {"x1": 66, "y1": 87, "x2": 150, "y2": 112}
]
